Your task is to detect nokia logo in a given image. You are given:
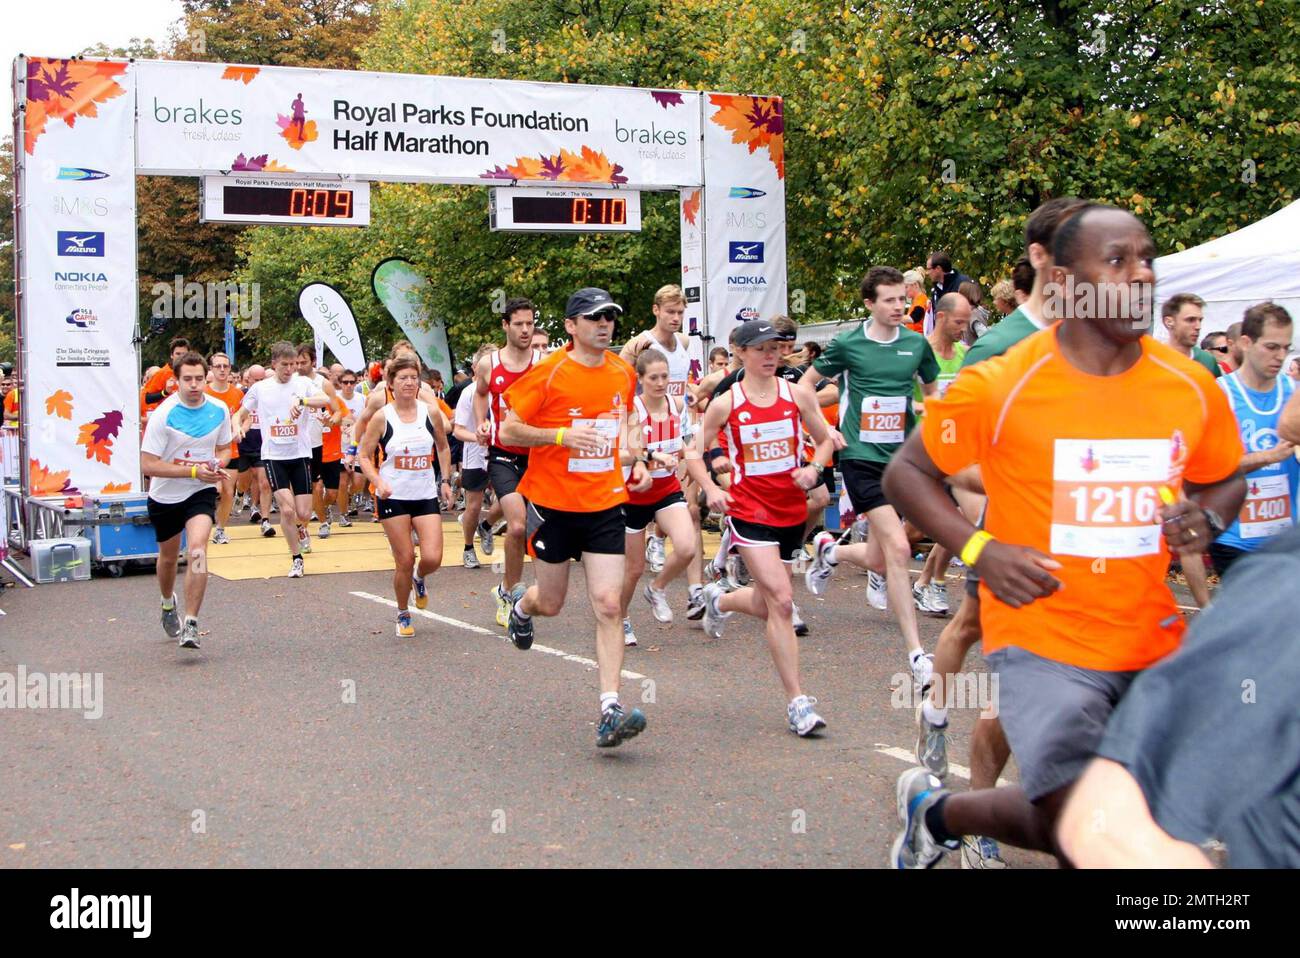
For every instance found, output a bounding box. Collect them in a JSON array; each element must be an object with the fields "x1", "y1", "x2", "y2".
[
  {"x1": 729, "y1": 242, "x2": 764, "y2": 264},
  {"x1": 57, "y1": 231, "x2": 105, "y2": 257},
  {"x1": 55, "y1": 271, "x2": 108, "y2": 283},
  {"x1": 726, "y1": 276, "x2": 768, "y2": 287},
  {"x1": 728, "y1": 187, "x2": 767, "y2": 199},
  {"x1": 57, "y1": 167, "x2": 109, "y2": 181}
]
